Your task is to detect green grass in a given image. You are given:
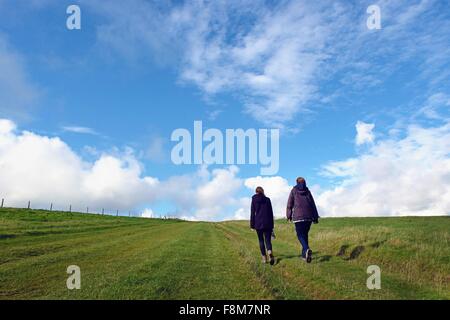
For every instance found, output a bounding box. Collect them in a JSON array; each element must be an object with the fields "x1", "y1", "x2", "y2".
[{"x1": 0, "y1": 208, "x2": 449, "y2": 300}]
